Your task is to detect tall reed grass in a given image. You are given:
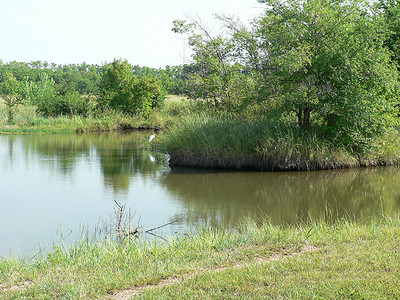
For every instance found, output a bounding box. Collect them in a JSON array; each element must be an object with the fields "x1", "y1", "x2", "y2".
[{"x1": 162, "y1": 113, "x2": 400, "y2": 170}]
